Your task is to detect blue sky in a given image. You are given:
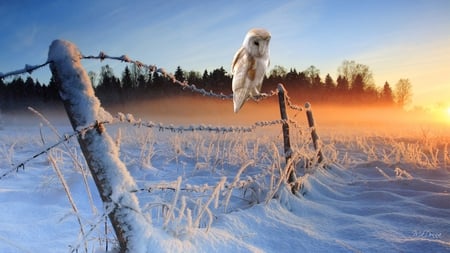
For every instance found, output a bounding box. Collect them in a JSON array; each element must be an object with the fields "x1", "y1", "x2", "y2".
[{"x1": 1, "y1": 0, "x2": 449, "y2": 107}]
